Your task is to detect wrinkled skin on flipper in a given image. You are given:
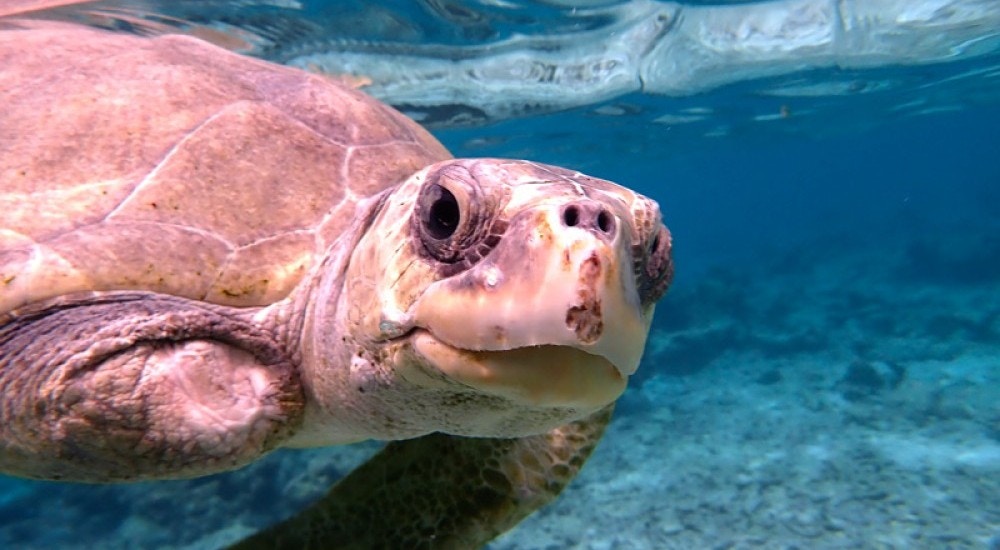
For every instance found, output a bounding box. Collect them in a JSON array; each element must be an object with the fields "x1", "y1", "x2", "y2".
[
  {"x1": 0, "y1": 292, "x2": 304, "y2": 481},
  {"x1": 232, "y1": 407, "x2": 612, "y2": 550}
]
